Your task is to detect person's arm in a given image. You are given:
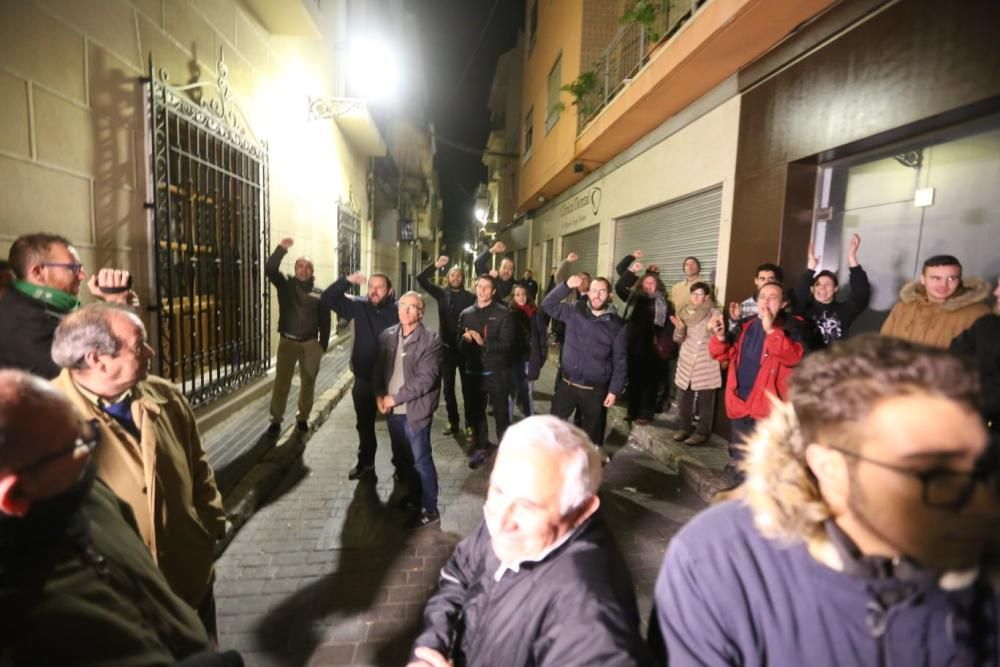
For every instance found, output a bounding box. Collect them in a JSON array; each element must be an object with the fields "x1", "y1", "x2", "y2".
[
  {"x1": 672, "y1": 315, "x2": 687, "y2": 344},
  {"x1": 615, "y1": 253, "x2": 636, "y2": 278},
  {"x1": 841, "y1": 265, "x2": 871, "y2": 326},
  {"x1": 417, "y1": 258, "x2": 448, "y2": 301},
  {"x1": 182, "y1": 400, "x2": 226, "y2": 539},
  {"x1": 614, "y1": 265, "x2": 638, "y2": 302},
  {"x1": 411, "y1": 525, "x2": 486, "y2": 658},
  {"x1": 372, "y1": 331, "x2": 390, "y2": 398},
  {"x1": 541, "y1": 282, "x2": 575, "y2": 321},
  {"x1": 555, "y1": 252, "x2": 577, "y2": 284},
  {"x1": 265, "y1": 242, "x2": 289, "y2": 288},
  {"x1": 318, "y1": 304, "x2": 331, "y2": 352},
  {"x1": 792, "y1": 270, "x2": 814, "y2": 317},
  {"x1": 321, "y1": 274, "x2": 360, "y2": 320},
  {"x1": 609, "y1": 324, "x2": 628, "y2": 397},
  {"x1": 393, "y1": 332, "x2": 442, "y2": 405}
]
